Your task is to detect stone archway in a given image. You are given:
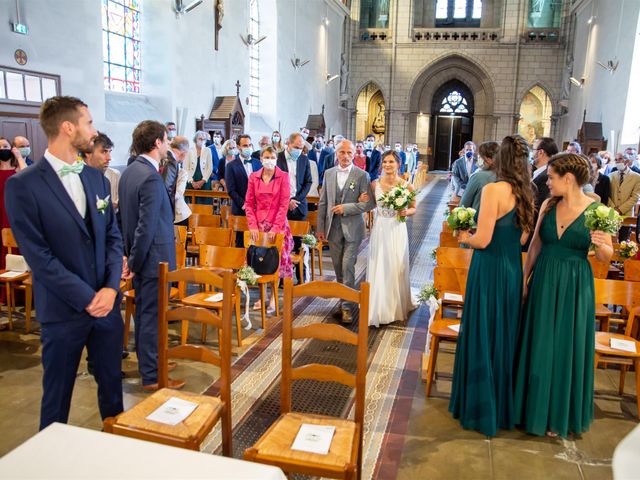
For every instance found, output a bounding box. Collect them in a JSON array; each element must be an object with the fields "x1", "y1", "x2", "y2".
[
  {"x1": 354, "y1": 81, "x2": 386, "y2": 144},
  {"x1": 406, "y1": 54, "x2": 496, "y2": 170}
]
